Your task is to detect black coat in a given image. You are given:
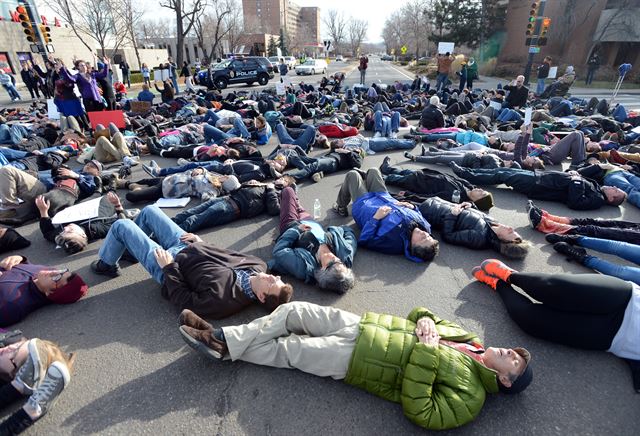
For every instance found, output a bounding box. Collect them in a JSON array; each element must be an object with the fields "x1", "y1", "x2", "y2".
[
  {"x1": 420, "y1": 105, "x2": 445, "y2": 129},
  {"x1": 417, "y1": 197, "x2": 499, "y2": 250},
  {"x1": 528, "y1": 171, "x2": 606, "y2": 210},
  {"x1": 503, "y1": 84, "x2": 529, "y2": 108},
  {"x1": 230, "y1": 184, "x2": 280, "y2": 219},
  {"x1": 385, "y1": 167, "x2": 477, "y2": 203}
]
